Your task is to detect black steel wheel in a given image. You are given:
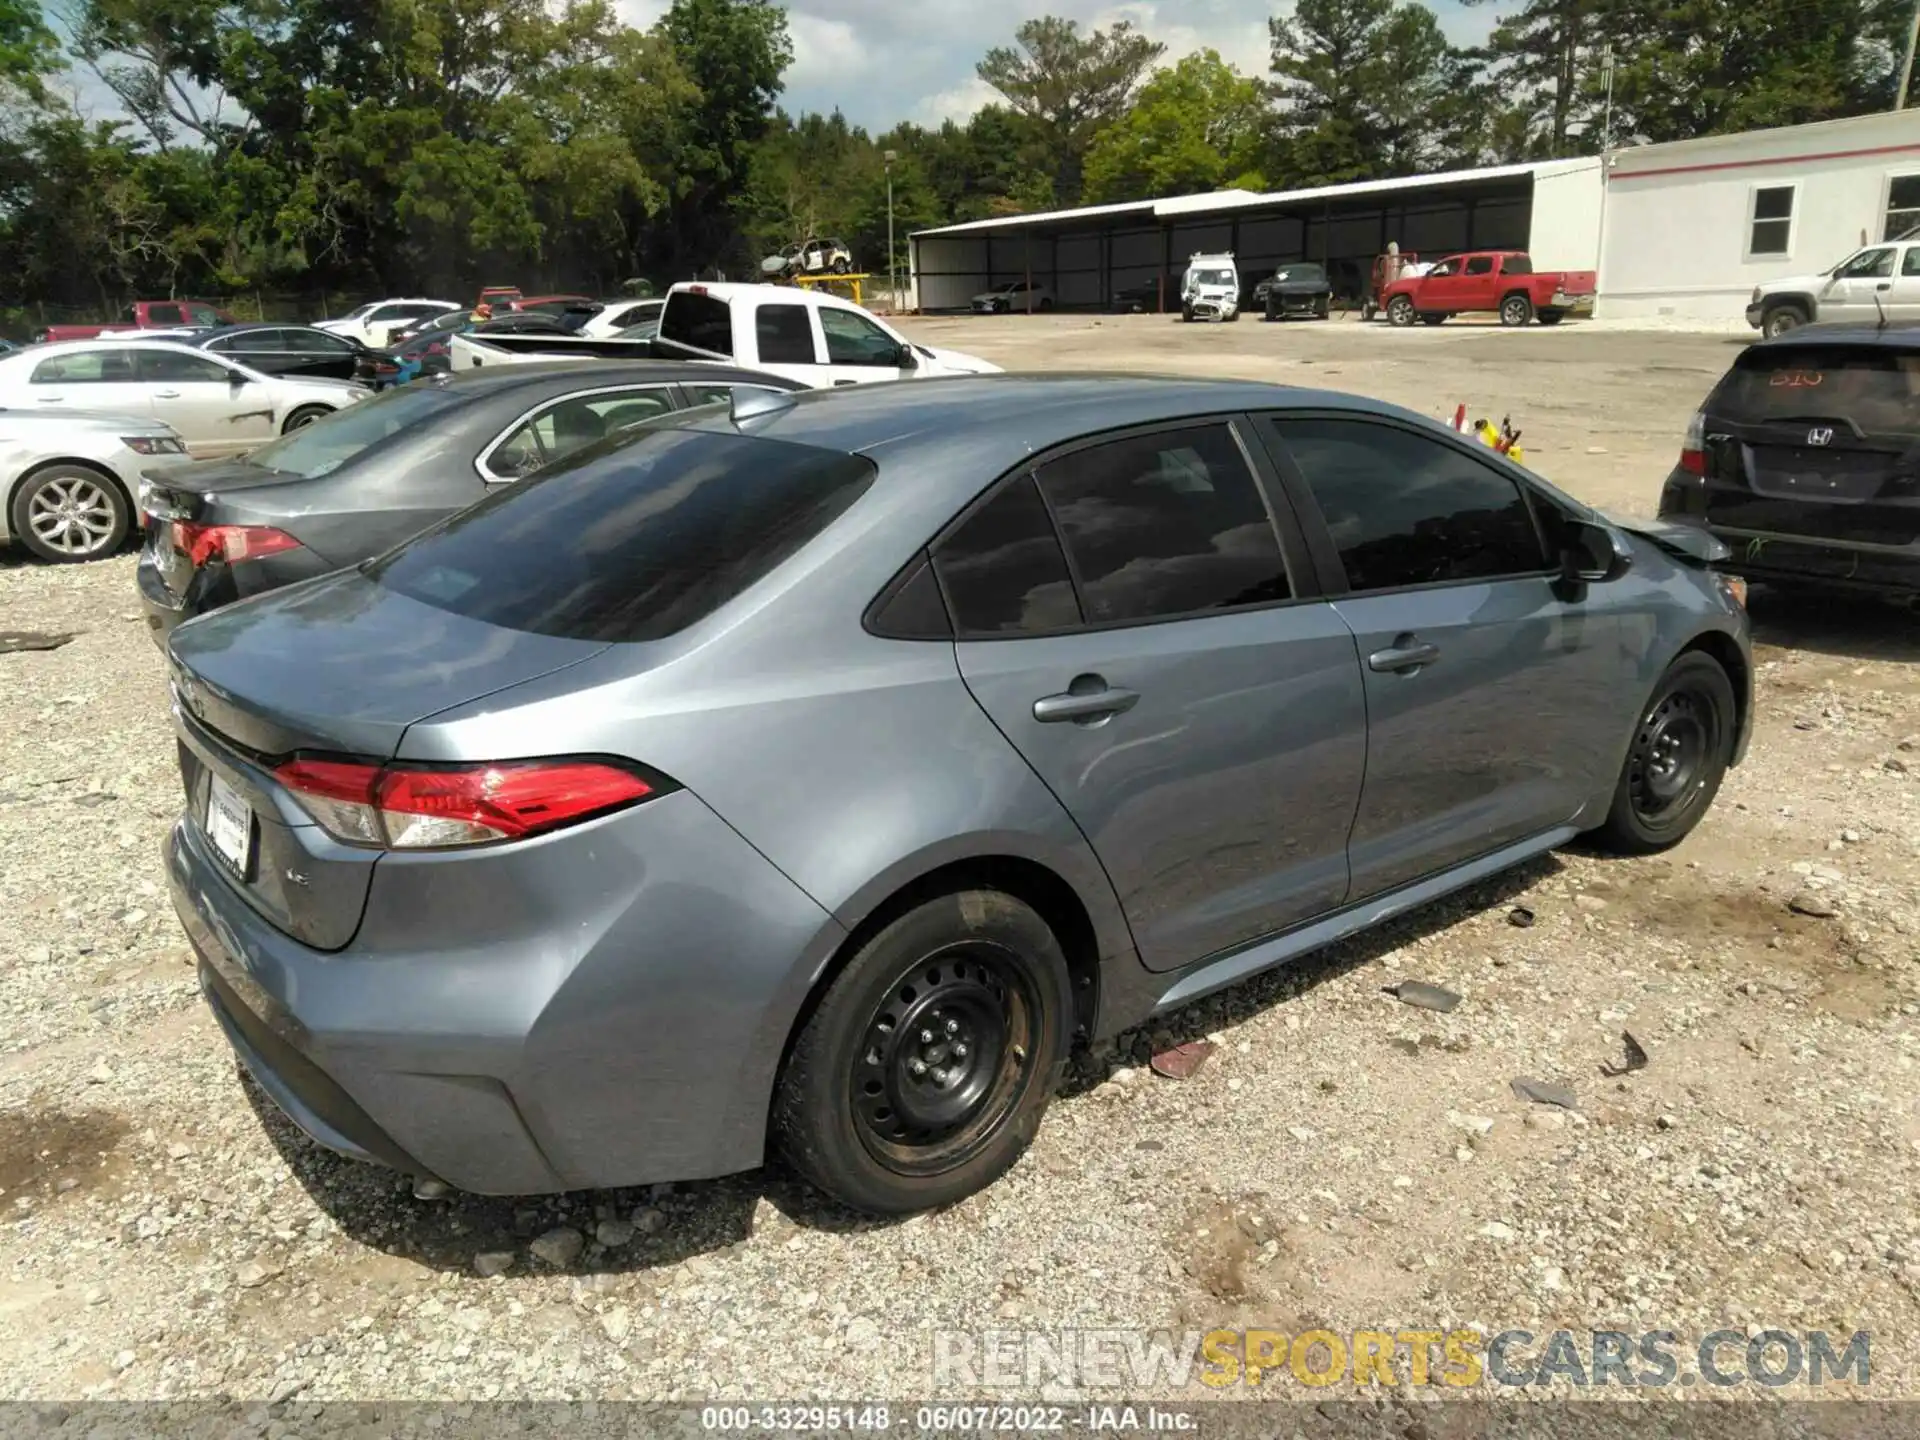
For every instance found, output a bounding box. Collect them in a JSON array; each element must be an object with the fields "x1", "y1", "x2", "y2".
[
  {"x1": 774, "y1": 889, "x2": 1072, "y2": 1213},
  {"x1": 1591, "y1": 652, "x2": 1736, "y2": 853}
]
